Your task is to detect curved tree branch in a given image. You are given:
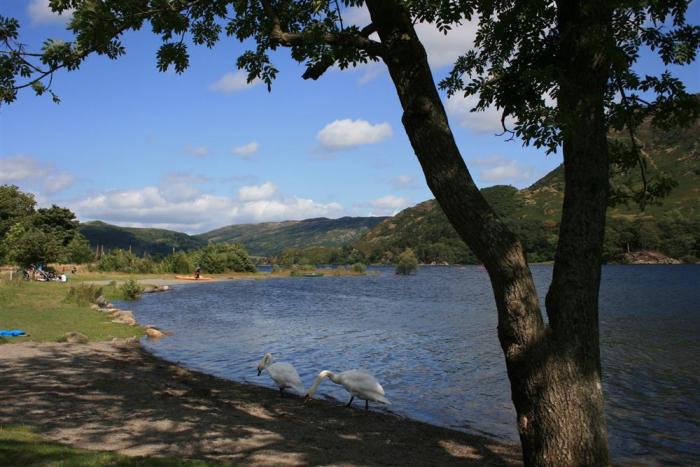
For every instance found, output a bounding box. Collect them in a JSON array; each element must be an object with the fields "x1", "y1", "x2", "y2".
[{"x1": 260, "y1": 0, "x2": 386, "y2": 80}]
